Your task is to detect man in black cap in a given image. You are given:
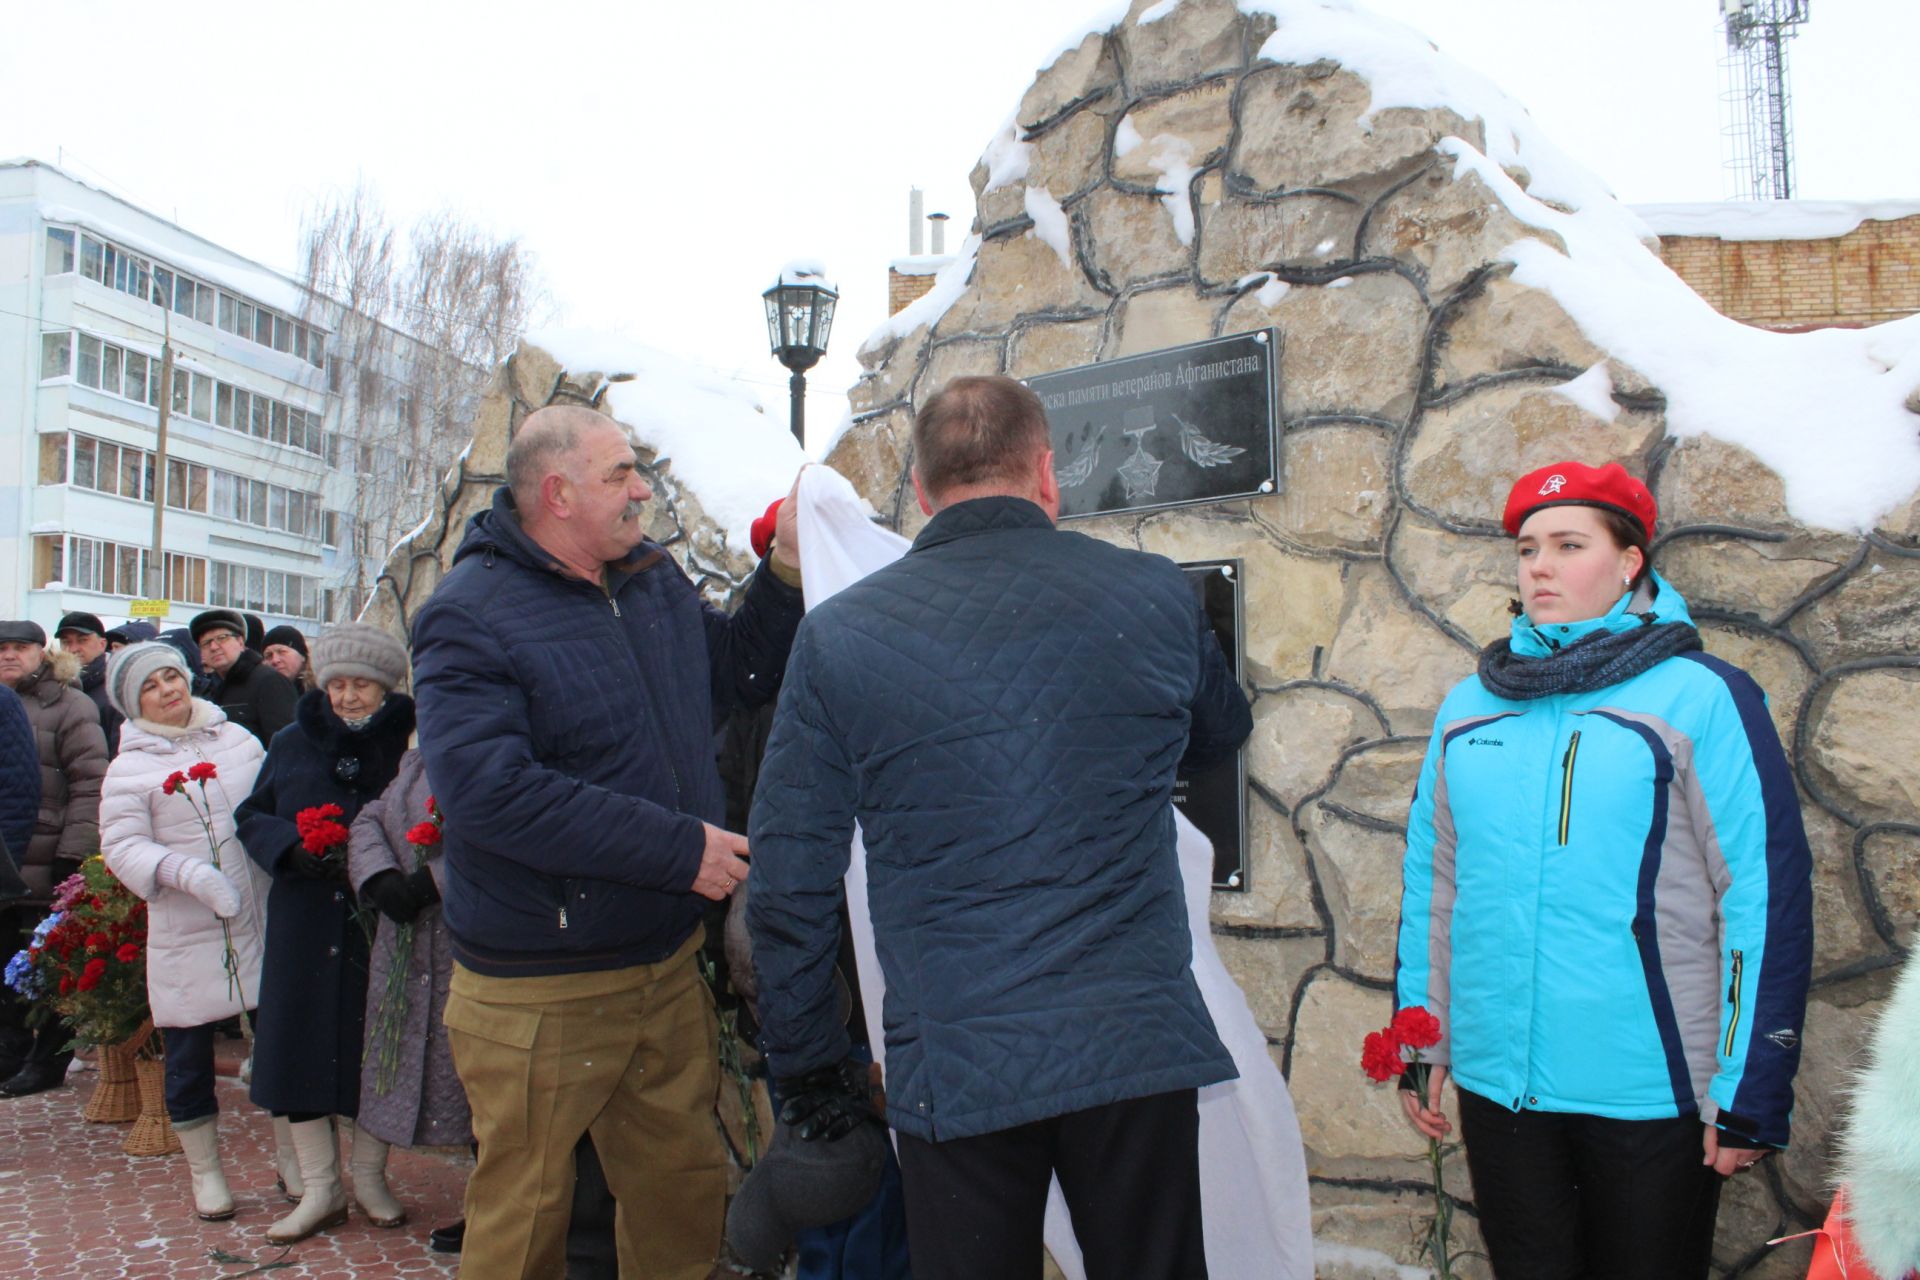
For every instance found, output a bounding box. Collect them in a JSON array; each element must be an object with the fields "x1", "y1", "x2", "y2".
[
  {"x1": 0, "y1": 618, "x2": 107, "y2": 1096},
  {"x1": 189, "y1": 609, "x2": 297, "y2": 746},
  {"x1": 54, "y1": 611, "x2": 121, "y2": 757}
]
